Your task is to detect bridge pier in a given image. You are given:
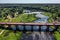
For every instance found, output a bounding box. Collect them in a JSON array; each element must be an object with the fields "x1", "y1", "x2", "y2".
[
  {"x1": 15, "y1": 25, "x2": 19, "y2": 31},
  {"x1": 39, "y1": 26, "x2": 41, "y2": 31},
  {"x1": 23, "y1": 25, "x2": 26, "y2": 33},
  {"x1": 31, "y1": 25, "x2": 33, "y2": 32},
  {"x1": 46, "y1": 25, "x2": 50, "y2": 32},
  {"x1": 8, "y1": 25, "x2": 12, "y2": 30},
  {"x1": 1, "y1": 25, "x2": 5, "y2": 29}
]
